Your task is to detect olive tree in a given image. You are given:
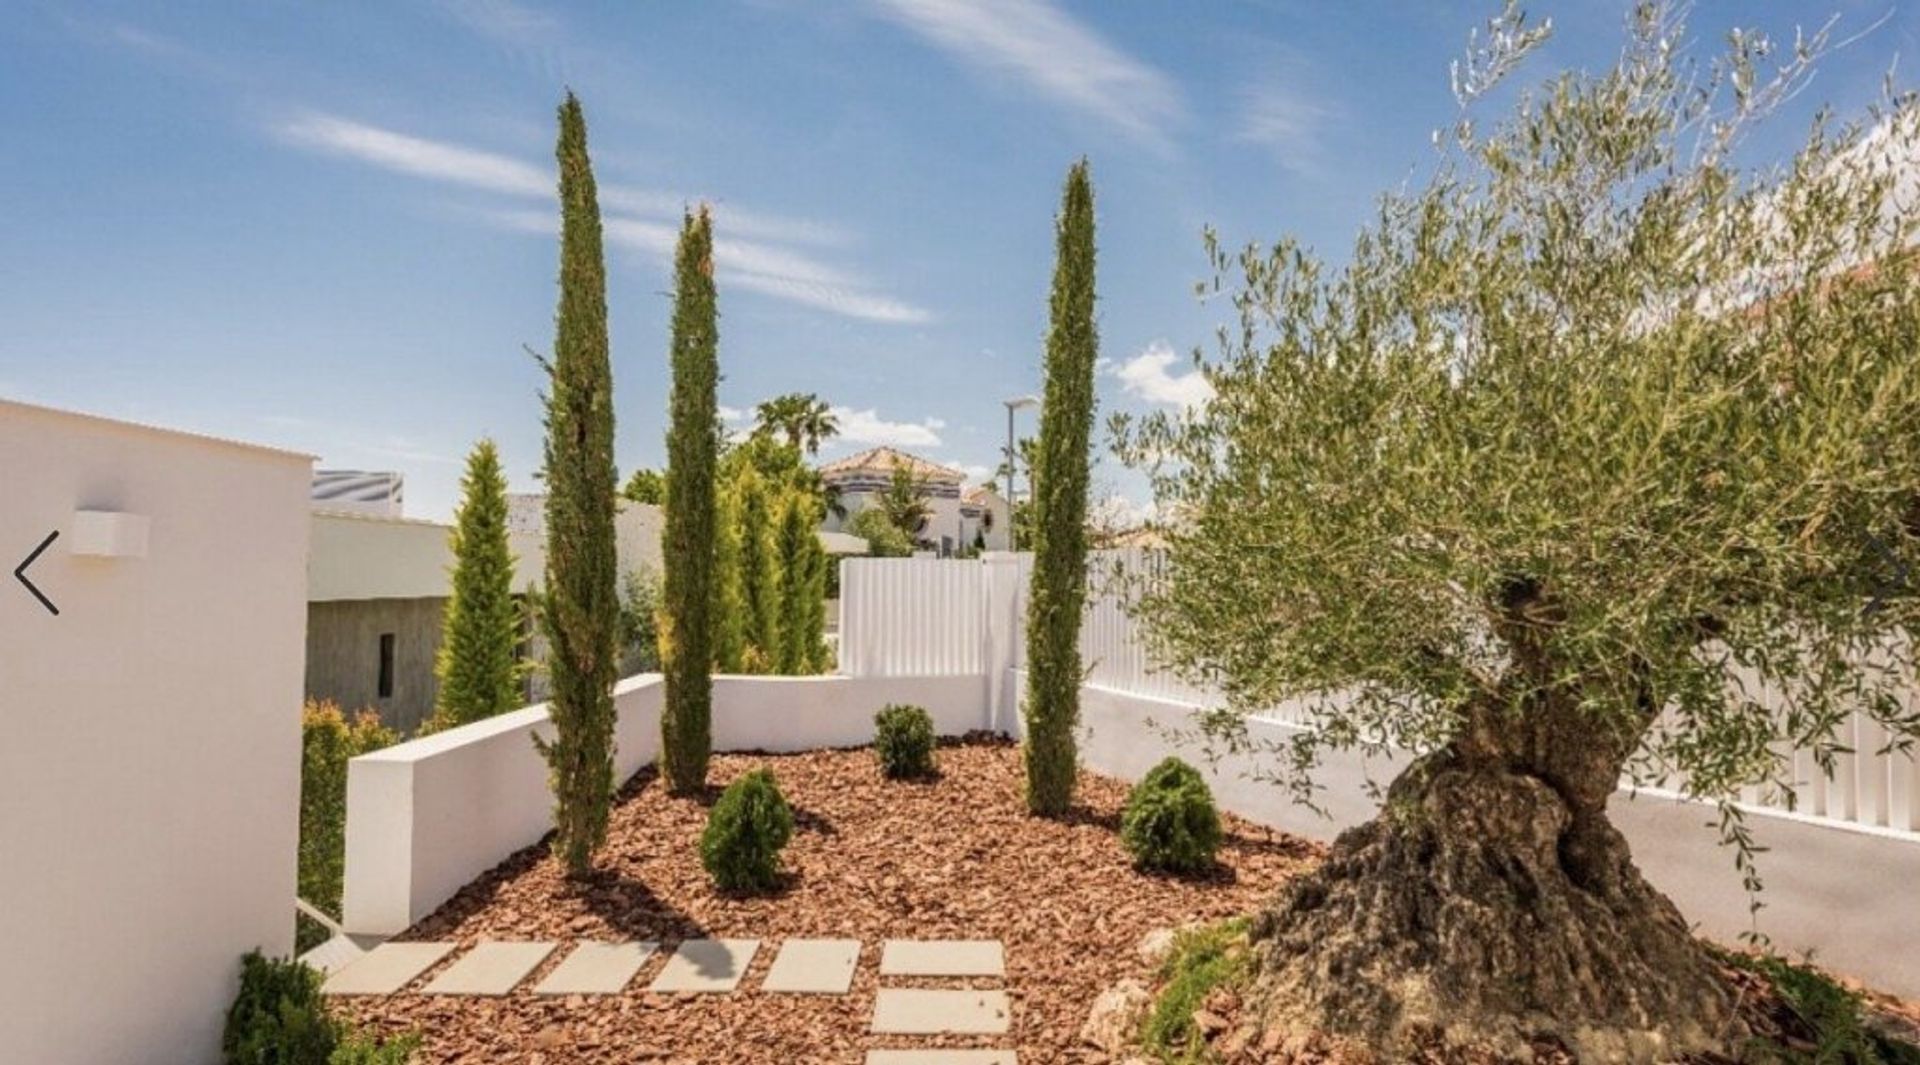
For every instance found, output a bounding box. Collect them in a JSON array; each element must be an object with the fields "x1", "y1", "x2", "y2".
[{"x1": 1117, "y1": 5, "x2": 1920, "y2": 1058}]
